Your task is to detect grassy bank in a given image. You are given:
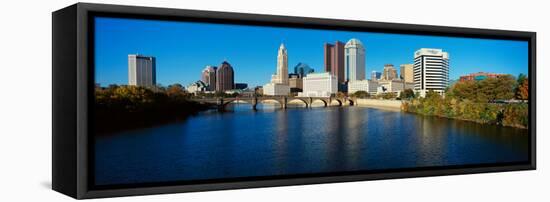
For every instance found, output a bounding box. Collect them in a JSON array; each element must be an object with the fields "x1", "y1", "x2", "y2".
[
  {"x1": 402, "y1": 97, "x2": 528, "y2": 129},
  {"x1": 94, "y1": 85, "x2": 214, "y2": 134}
]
